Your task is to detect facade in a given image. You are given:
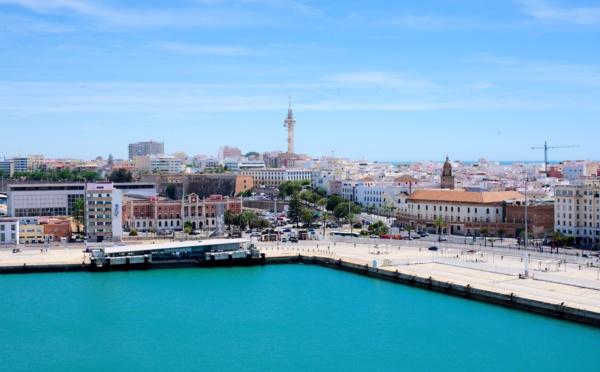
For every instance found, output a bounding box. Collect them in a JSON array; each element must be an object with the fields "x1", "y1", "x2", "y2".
[
  {"x1": 0, "y1": 218, "x2": 19, "y2": 245},
  {"x1": 562, "y1": 162, "x2": 599, "y2": 180},
  {"x1": 85, "y1": 182, "x2": 123, "y2": 243},
  {"x1": 150, "y1": 155, "x2": 182, "y2": 174},
  {"x1": 218, "y1": 146, "x2": 242, "y2": 160},
  {"x1": 240, "y1": 168, "x2": 312, "y2": 187},
  {"x1": 123, "y1": 194, "x2": 242, "y2": 233},
  {"x1": 128, "y1": 140, "x2": 165, "y2": 160},
  {"x1": 7, "y1": 182, "x2": 155, "y2": 218},
  {"x1": 0, "y1": 160, "x2": 14, "y2": 177},
  {"x1": 554, "y1": 179, "x2": 600, "y2": 245},
  {"x1": 224, "y1": 158, "x2": 266, "y2": 173},
  {"x1": 13, "y1": 156, "x2": 28, "y2": 173},
  {"x1": 132, "y1": 156, "x2": 152, "y2": 174},
  {"x1": 397, "y1": 189, "x2": 526, "y2": 236},
  {"x1": 19, "y1": 224, "x2": 44, "y2": 244}
]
